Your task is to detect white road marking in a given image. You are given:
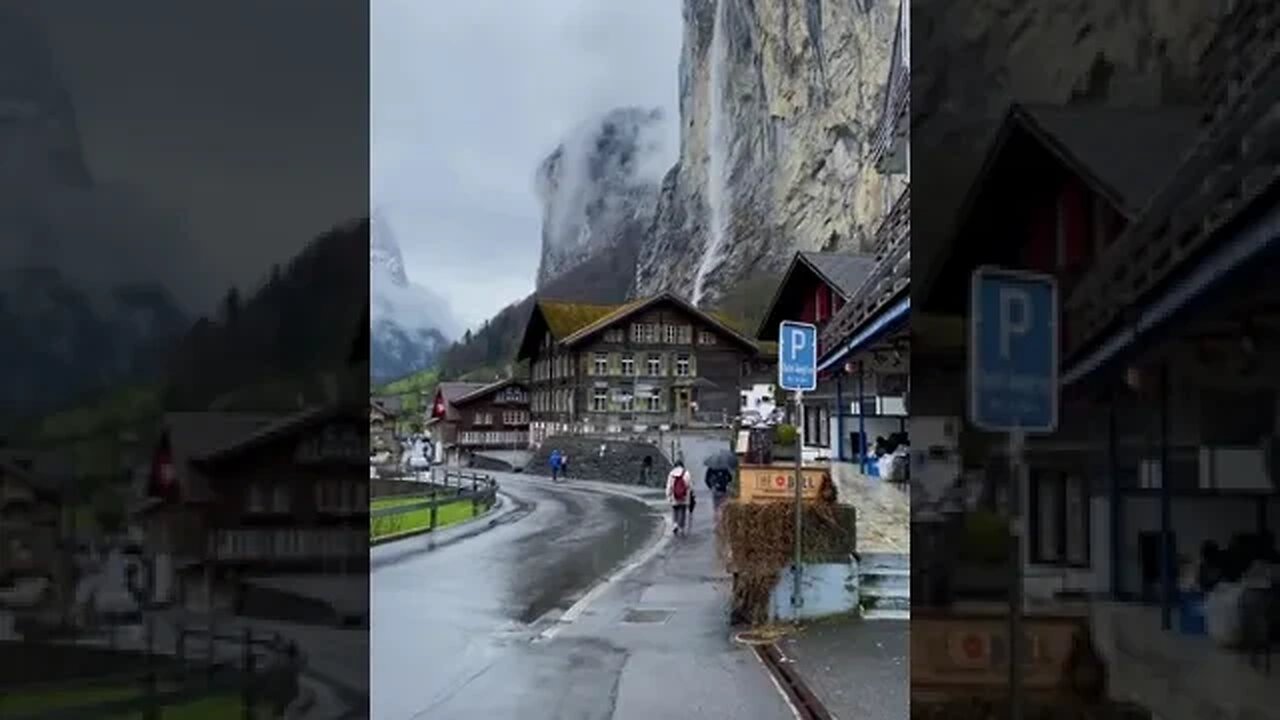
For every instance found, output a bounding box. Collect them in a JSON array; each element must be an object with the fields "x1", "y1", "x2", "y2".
[
  {"x1": 753, "y1": 648, "x2": 805, "y2": 720},
  {"x1": 532, "y1": 482, "x2": 673, "y2": 642}
]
